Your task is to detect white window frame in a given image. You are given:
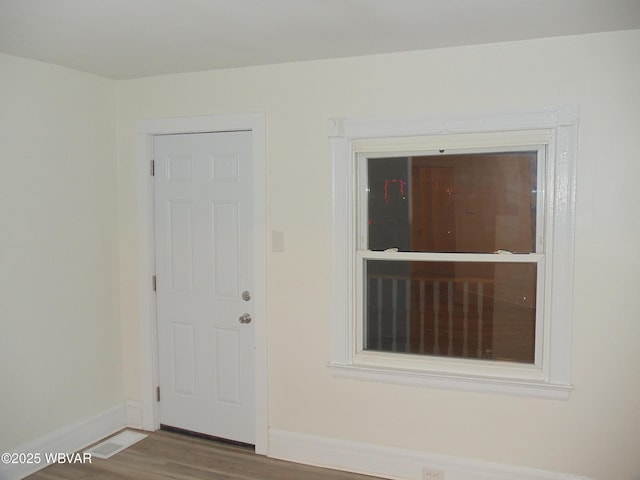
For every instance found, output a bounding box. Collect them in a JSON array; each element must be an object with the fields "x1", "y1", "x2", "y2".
[{"x1": 329, "y1": 107, "x2": 578, "y2": 400}]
